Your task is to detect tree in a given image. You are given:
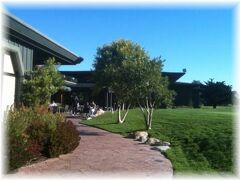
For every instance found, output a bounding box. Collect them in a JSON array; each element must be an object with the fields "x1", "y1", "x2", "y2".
[
  {"x1": 93, "y1": 39, "x2": 150, "y2": 123},
  {"x1": 127, "y1": 57, "x2": 175, "y2": 130},
  {"x1": 202, "y1": 79, "x2": 232, "y2": 108},
  {"x1": 21, "y1": 58, "x2": 64, "y2": 107},
  {"x1": 93, "y1": 39, "x2": 174, "y2": 128}
]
